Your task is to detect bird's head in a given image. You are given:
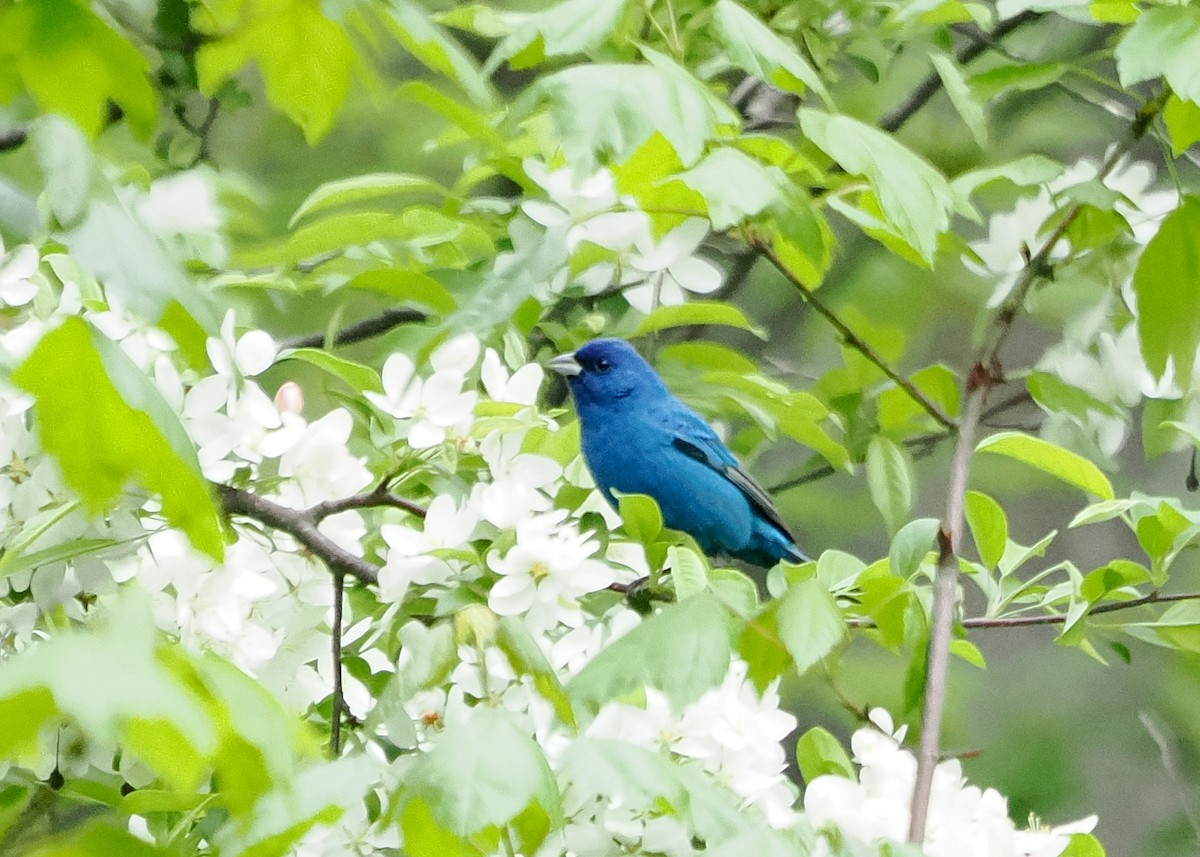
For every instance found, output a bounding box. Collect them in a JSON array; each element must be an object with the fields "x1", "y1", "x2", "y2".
[{"x1": 547, "y1": 338, "x2": 668, "y2": 411}]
